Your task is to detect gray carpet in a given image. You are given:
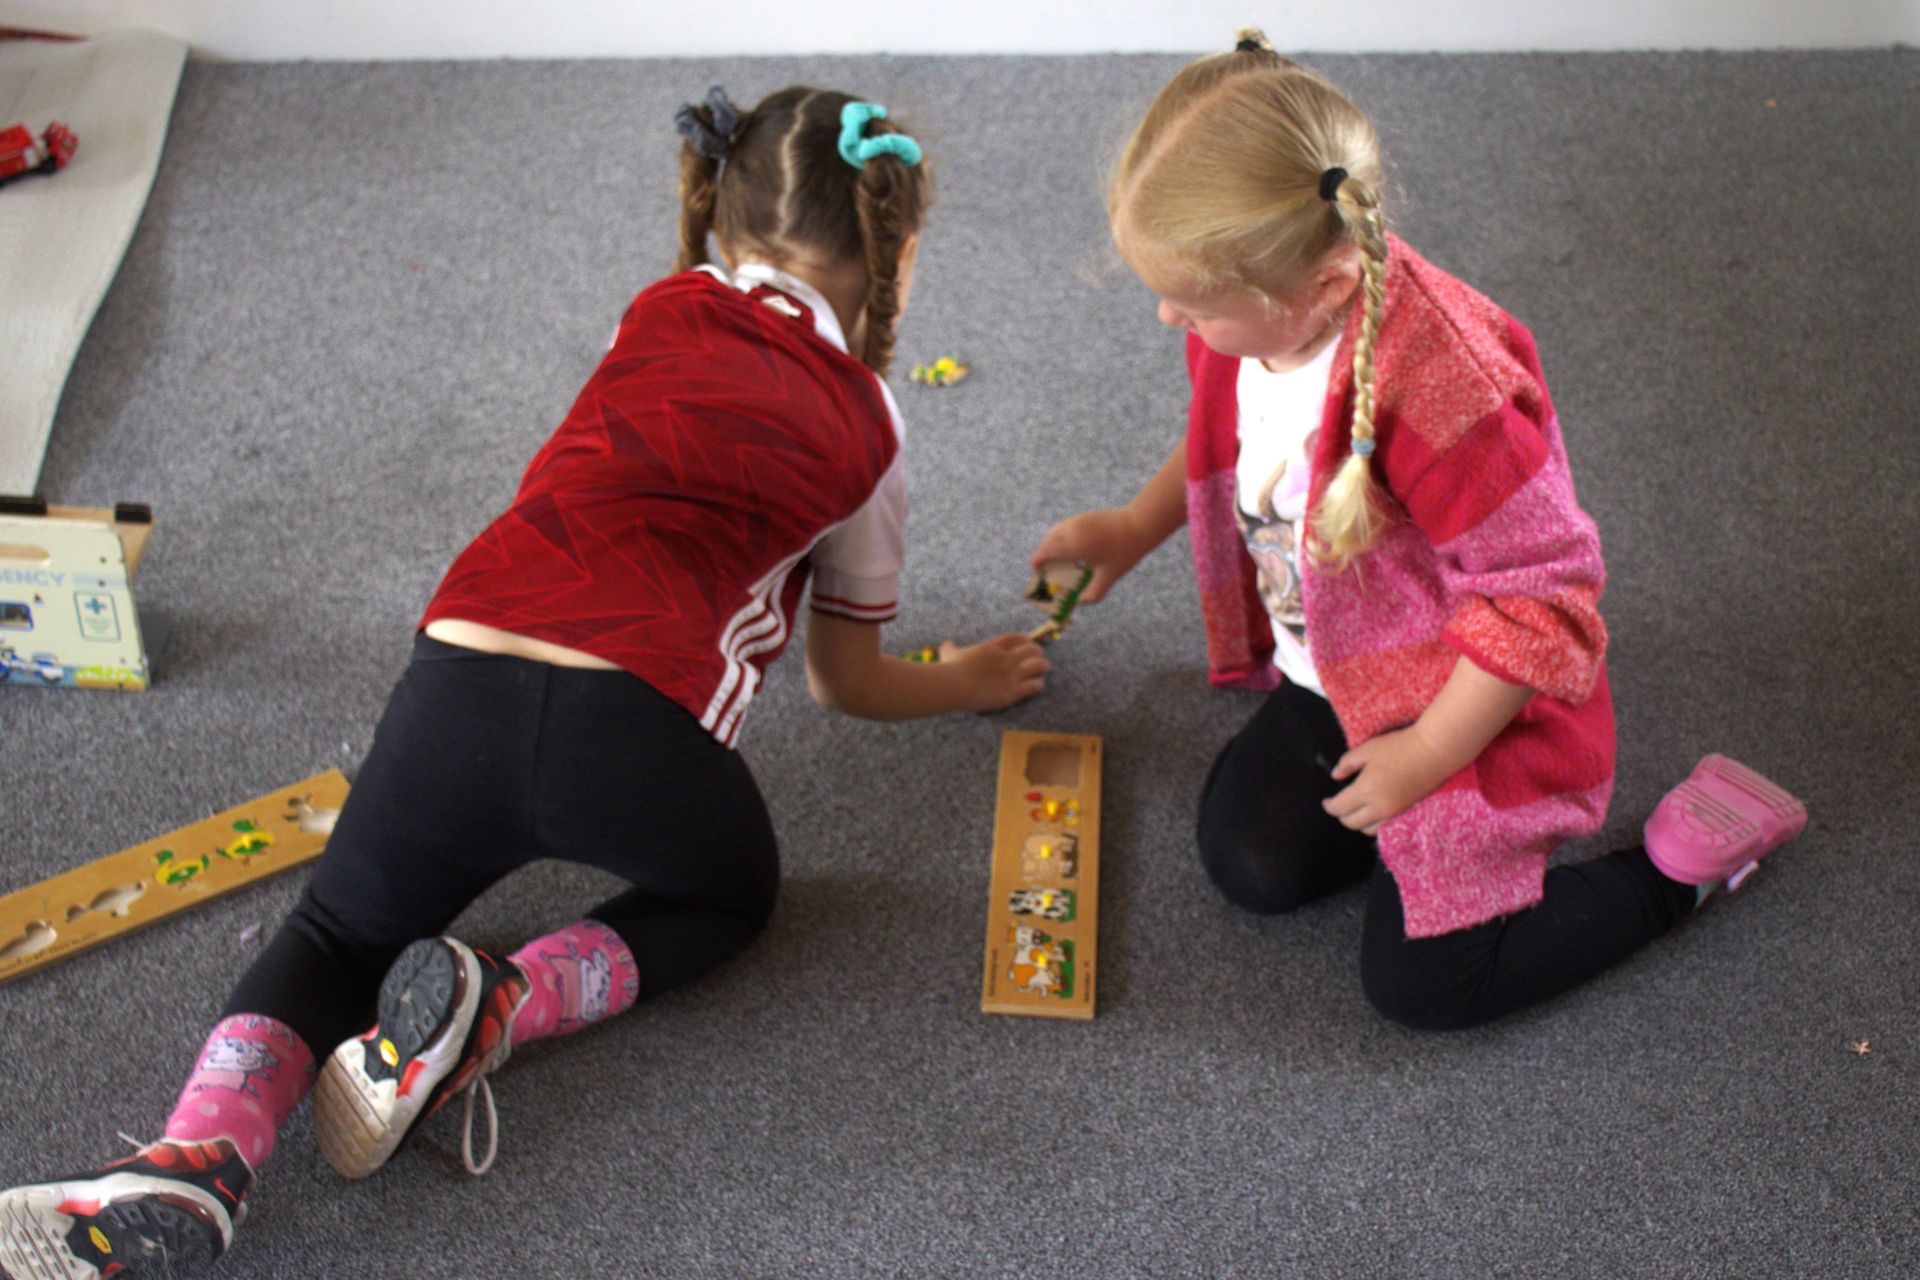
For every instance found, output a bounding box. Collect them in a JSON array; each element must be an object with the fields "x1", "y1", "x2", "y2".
[{"x1": 5, "y1": 48, "x2": 1917, "y2": 1278}]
